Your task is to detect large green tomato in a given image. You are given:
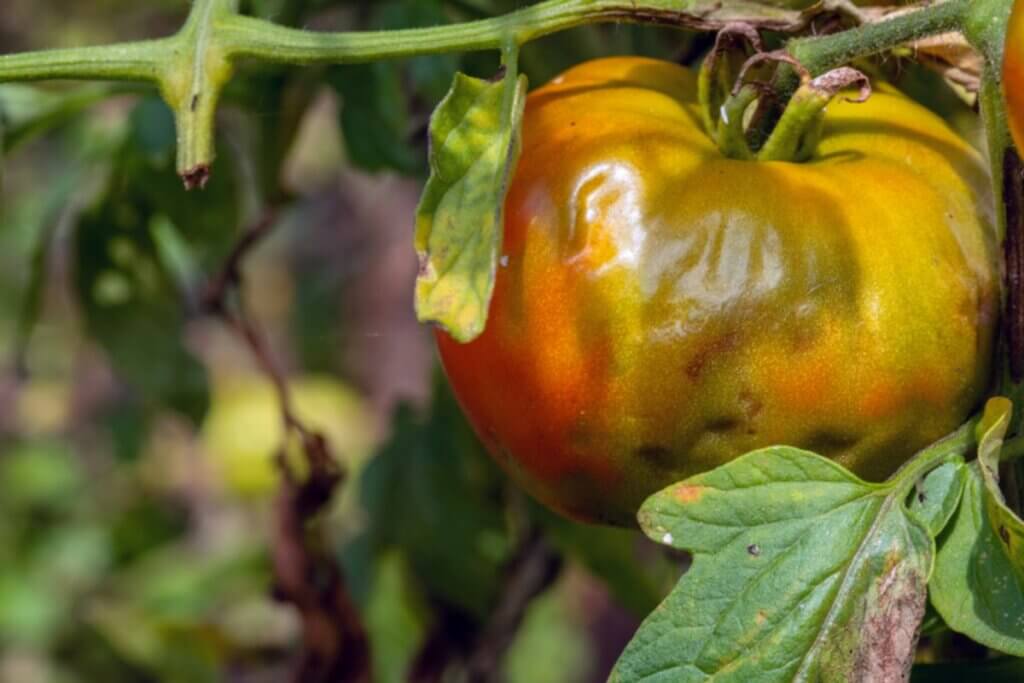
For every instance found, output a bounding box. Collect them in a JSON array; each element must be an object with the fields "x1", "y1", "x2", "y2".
[
  {"x1": 1007, "y1": 0, "x2": 1024, "y2": 152},
  {"x1": 436, "y1": 57, "x2": 998, "y2": 526}
]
